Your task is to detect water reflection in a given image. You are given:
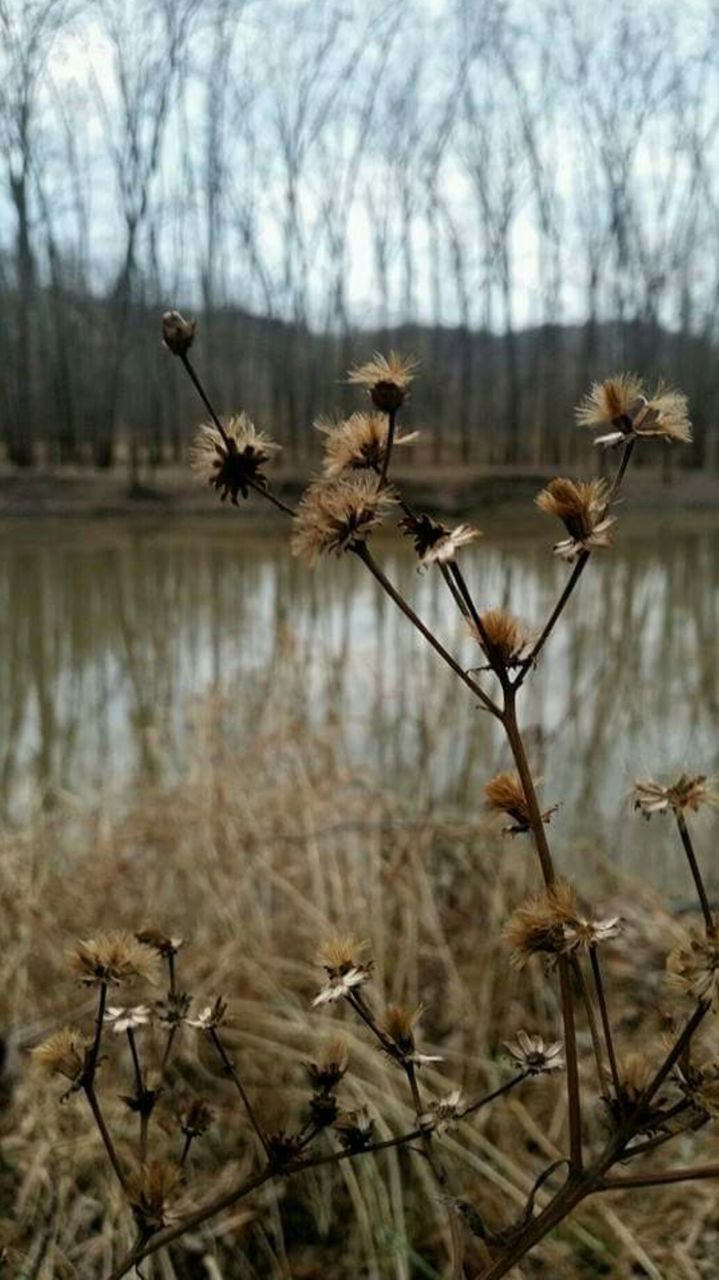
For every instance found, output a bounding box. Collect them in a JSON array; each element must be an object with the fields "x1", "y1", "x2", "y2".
[{"x1": 1, "y1": 514, "x2": 717, "y2": 889}]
